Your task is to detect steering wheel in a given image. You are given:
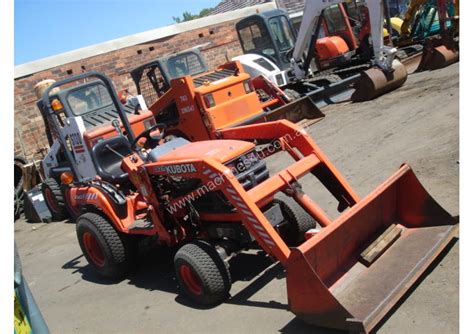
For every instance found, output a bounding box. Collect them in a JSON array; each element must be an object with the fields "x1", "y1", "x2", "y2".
[{"x1": 131, "y1": 123, "x2": 167, "y2": 150}]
